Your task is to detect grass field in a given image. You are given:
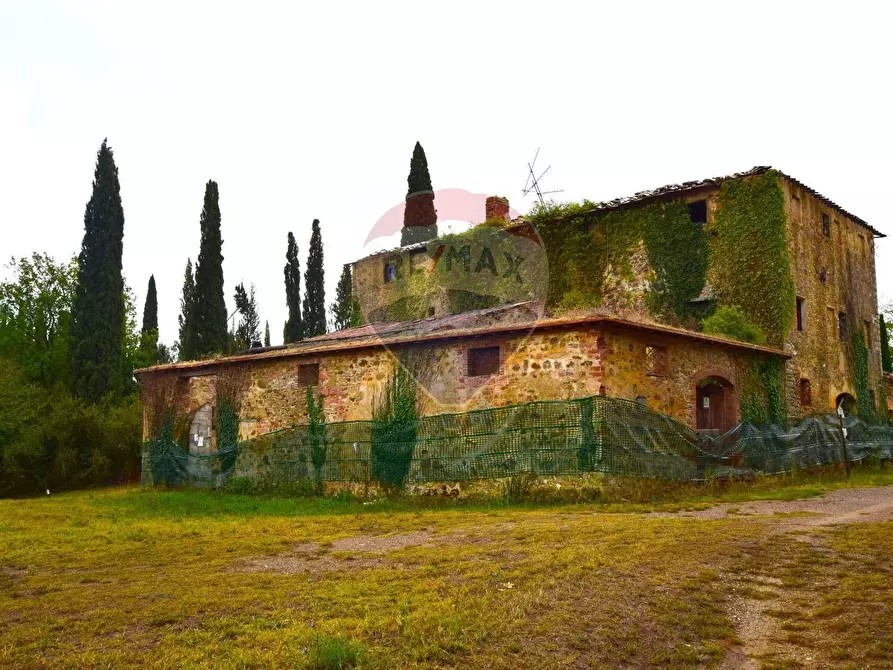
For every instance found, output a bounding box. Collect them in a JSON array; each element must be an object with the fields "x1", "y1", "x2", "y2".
[{"x1": 1, "y1": 468, "x2": 892, "y2": 669}]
